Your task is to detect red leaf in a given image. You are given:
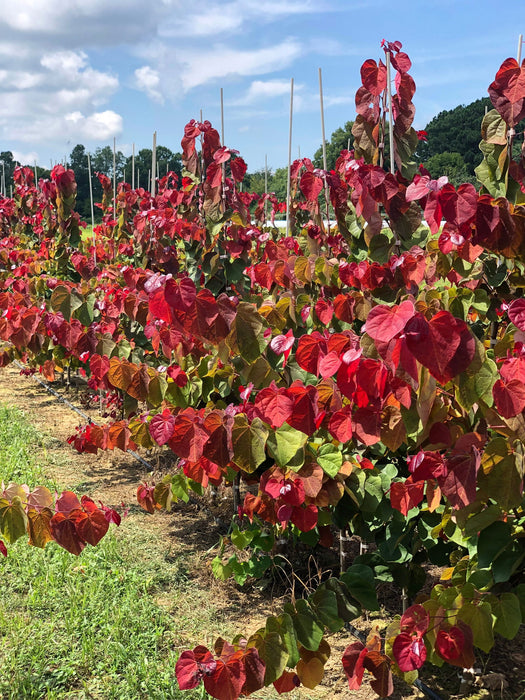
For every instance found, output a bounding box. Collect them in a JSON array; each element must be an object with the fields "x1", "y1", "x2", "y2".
[
  {"x1": 352, "y1": 406, "x2": 382, "y2": 446},
  {"x1": 300, "y1": 171, "x2": 323, "y2": 201},
  {"x1": 363, "y1": 300, "x2": 415, "y2": 343},
  {"x1": 328, "y1": 406, "x2": 353, "y2": 443},
  {"x1": 404, "y1": 311, "x2": 475, "y2": 384},
  {"x1": 73, "y1": 496, "x2": 110, "y2": 546},
  {"x1": 137, "y1": 483, "x2": 159, "y2": 514},
  {"x1": 176, "y1": 646, "x2": 216, "y2": 690},
  {"x1": 203, "y1": 654, "x2": 246, "y2": 700},
  {"x1": 273, "y1": 671, "x2": 300, "y2": 693},
  {"x1": 49, "y1": 511, "x2": 86, "y2": 555},
  {"x1": 435, "y1": 625, "x2": 464, "y2": 662},
  {"x1": 55, "y1": 491, "x2": 82, "y2": 515},
  {"x1": 361, "y1": 59, "x2": 387, "y2": 96},
  {"x1": 149, "y1": 409, "x2": 176, "y2": 446},
  {"x1": 508, "y1": 298, "x2": 525, "y2": 330},
  {"x1": 390, "y1": 479, "x2": 425, "y2": 516},
  {"x1": 286, "y1": 383, "x2": 318, "y2": 435},
  {"x1": 363, "y1": 650, "x2": 394, "y2": 697},
  {"x1": 342, "y1": 642, "x2": 367, "y2": 690},
  {"x1": 168, "y1": 408, "x2": 209, "y2": 462},
  {"x1": 230, "y1": 157, "x2": 247, "y2": 182},
  {"x1": 296, "y1": 333, "x2": 327, "y2": 375},
  {"x1": 489, "y1": 57, "x2": 525, "y2": 127},
  {"x1": 240, "y1": 647, "x2": 265, "y2": 695},
  {"x1": 438, "y1": 448, "x2": 480, "y2": 509},
  {"x1": 0, "y1": 540, "x2": 7, "y2": 556},
  {"x1": 439, "y1": 183, "x2": 478, "y2": 227},
  {"x1": 400, "y1": 604, "x2": 429, "y2": 636},
  {"x1": 315, "y1": 299, "x2": 334, "y2": 326},
  {"x1": 254, "y1": 384, "x2": 293, "y2": 428},
  {"x1": 493, "y1": 378, "x2": 525, "y2": 418},
  {"x1": 393, "y1": 632, "x2": 427, "y2": 672},
  {"x1": 290, "y1": 503, "x2": 318, "y2": 532},
  {"x1": 318, "y1": 351, "x2": 342, "y2": 379}
]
